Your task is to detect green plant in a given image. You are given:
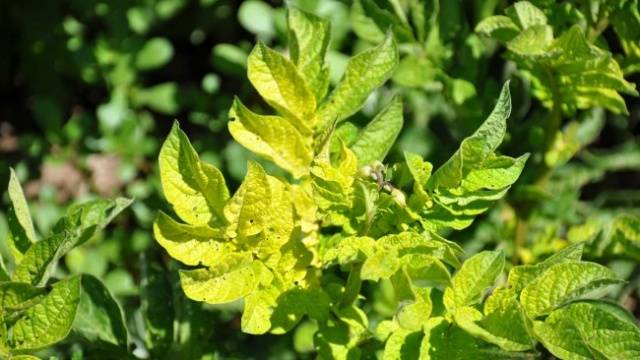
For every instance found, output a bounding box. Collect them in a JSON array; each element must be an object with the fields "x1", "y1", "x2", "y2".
[
  {"x1": 0, "y1": 170, "x2": 131, "y2": 359},
  {"x1": 156, "y1": 7, "x2": 640, "y2": 359}
]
